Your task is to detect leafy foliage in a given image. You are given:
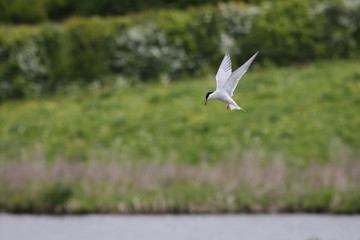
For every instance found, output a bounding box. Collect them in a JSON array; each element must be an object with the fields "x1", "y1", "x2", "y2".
[
  {"x1": 0, "y1": 0, "x2": 360, "y2": 100},
  {"x1": 0, "y1": 0, "x2": 265, "y2": 23}
]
